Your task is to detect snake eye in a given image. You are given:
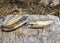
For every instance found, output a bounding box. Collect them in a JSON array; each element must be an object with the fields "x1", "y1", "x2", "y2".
[{"x1": 31, "y1": 24, "x2": 33, "y2": 26}]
